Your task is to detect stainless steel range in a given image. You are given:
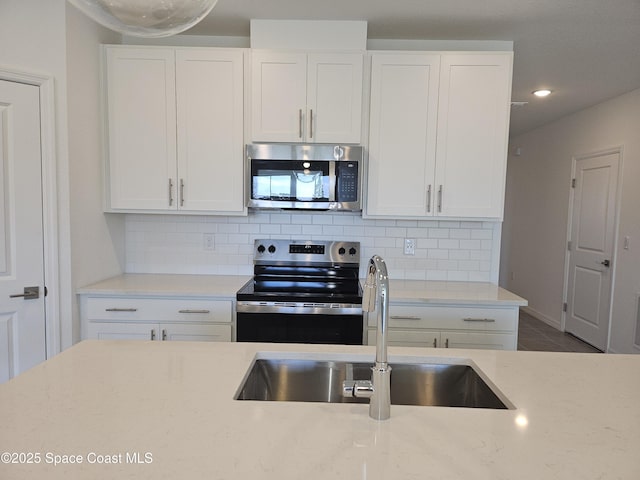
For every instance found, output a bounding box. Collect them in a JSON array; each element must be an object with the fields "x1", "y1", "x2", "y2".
[{"x1": 236, "y1": 239, "x2": 363, "y2": 344}]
